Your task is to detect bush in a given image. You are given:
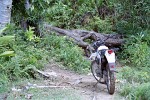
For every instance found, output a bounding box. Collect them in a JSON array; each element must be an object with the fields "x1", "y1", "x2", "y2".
[
  {"x1": 120, "y1": 83, "x2": 150, "y2": 100},
  {"x1": 114, "y1": 0, "x2": 149, "y2": 34},
  {"x1": 85, "y1": 16, "x2": 113, "y2": 33},
  {"x1": 121, "y1": 32, "x2": 150, "y2": 68},
  {"x1": 0, "y1": 40, "x2": 50, "y2": 80},
  {"x1": 0, "y1": 26, "x2": 50, "y2": 92},
  {"x1": 119, "y1": 66, "x2": 150, "y2": 84},
  {"x1": 118, "y1": 66, "x2": 150, "y2": 100},
  {"x1": 39, "y1": 34, "x2": 90, "y2": 73},
  {"x1": 0, "y1": 26, "x2": 90, "y2": 93}
]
